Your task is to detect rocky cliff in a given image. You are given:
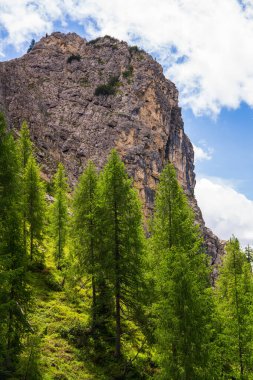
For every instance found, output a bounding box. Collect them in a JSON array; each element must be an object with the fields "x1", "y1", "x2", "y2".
[{"x1": 0, "y1": 32, "x2": 223, "y2": 264}]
